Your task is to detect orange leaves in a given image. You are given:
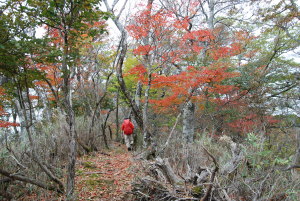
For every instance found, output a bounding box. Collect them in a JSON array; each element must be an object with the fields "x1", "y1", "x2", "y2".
[
  {"x1": 0, "y1": 87, "x2": 6, "y2": 98},
  {"x1": 130, "y1": 64, "x2": 148, "y2": 75},
  {"x1": 29, "y1": 95, "x2": 39, "y2": 100},
  {"x1": 173, "y1": 17, "x2": 190, "y2": 30},
  {"x1": 209, "y1": 46, "x2": 230, "y2": 60},
  {"x1": 183, "y1": 30, "x2": 215, "y2": 41},
  {"x1": 227, "y1": 113, "x2": 279, "y2": 134},
  {"x1": 81, "y1": 33, "x2": 88, "y2": 38},
  {"x1": 0, "y1": 106, "x2": 8, "y2": 116},
  {"x1": 127, "y1": 24, "x2": 149, "y2": 40},
  {"x1": 133, "y1": 45, "x2": 155, "y2": 55},
  {"x1": 127, "y1": 7, "x2": 176, "y2": 40},
  {"x1": 126, "y1": 3, "x2": 252, "y2": 116},
  {"x1": 191, "y1": 45, "x2": 204, "y2": 53},
  {"x1": 234, "y1": 30, "x2": 253, "y2": 41},
  {"x1": 125, "y1": 64, "x2": 148, "y2": 83},
  {"x1": 0, "y1": 120, "x2": 20, "y2": 128},
  {"x1": 36, "y1": 63, "x2": 62, "y2": 86},
  {"x1": 34, "y1": 63, "x2": 62, "y2": 102},
  {"x1": 149, "y1": 66, "x2": 240, "y2": 112}
]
